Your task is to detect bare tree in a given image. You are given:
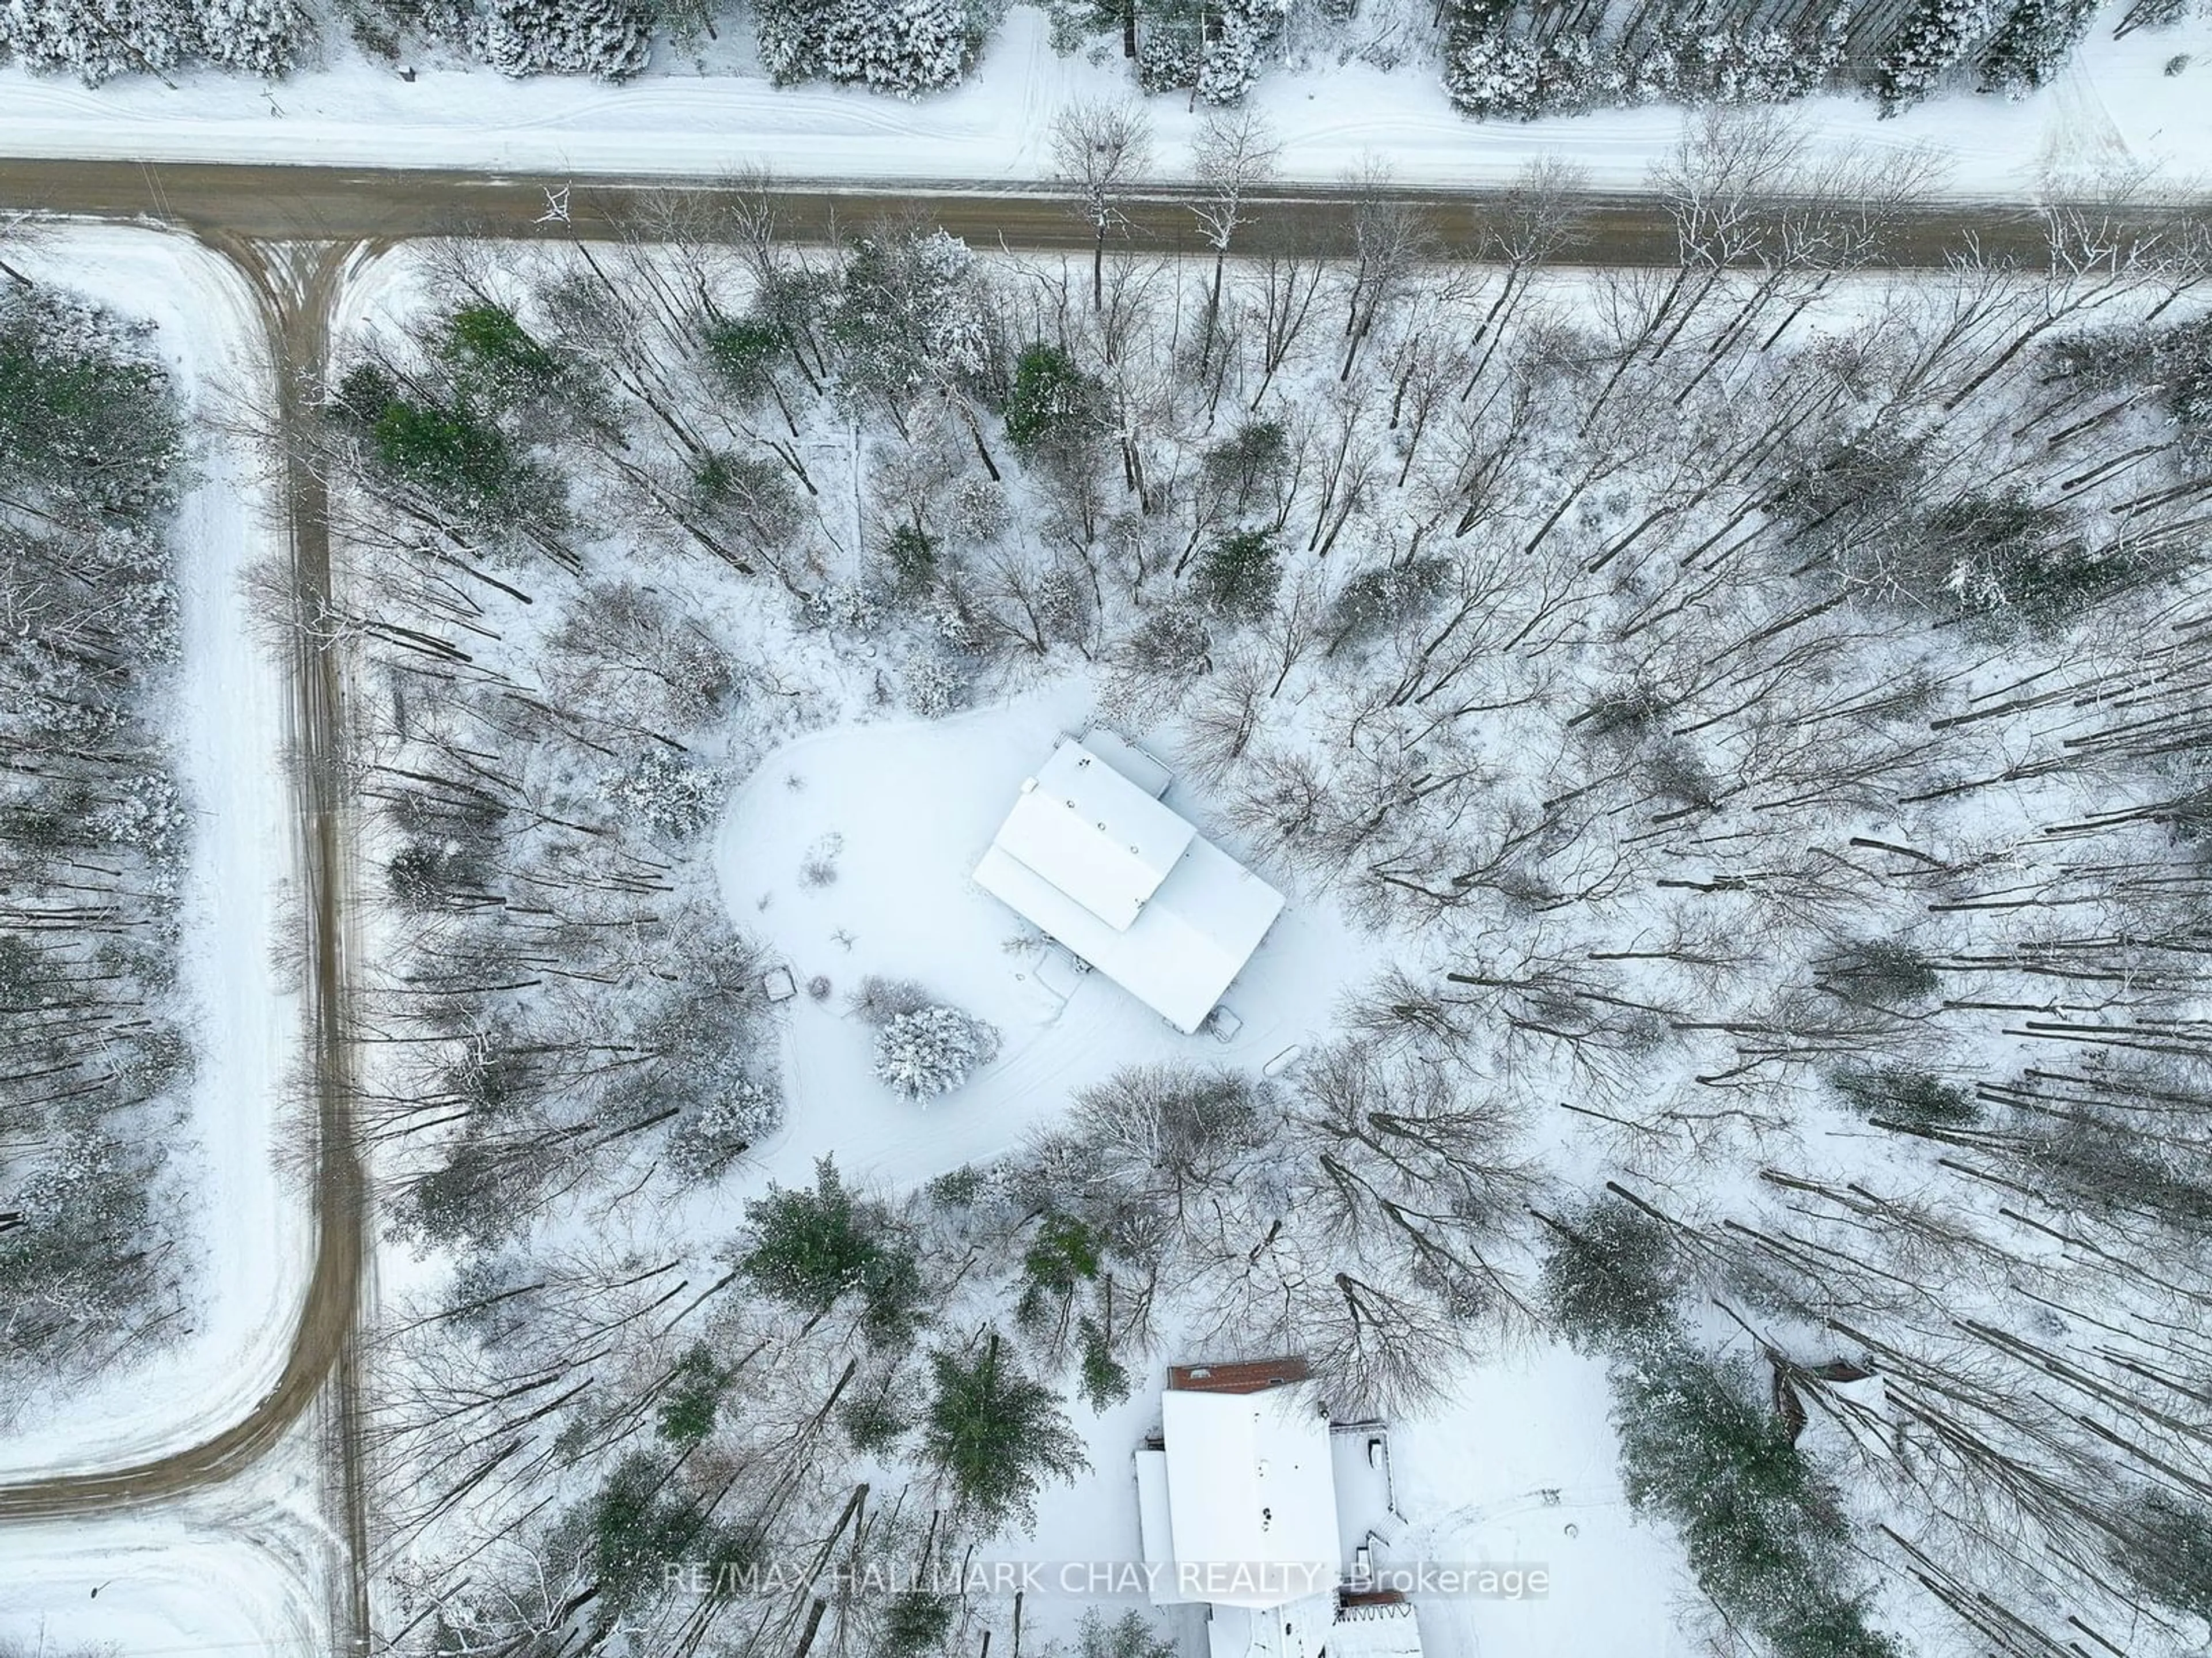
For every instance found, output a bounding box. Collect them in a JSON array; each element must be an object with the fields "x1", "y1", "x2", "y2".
[
  {"x1": 1053, "y1": 99, "x2": 1154, "y2": 314},
  {"x1": 1338, "y1": 158, "x2": 1433, "y2": 381},
  {"x1": 1190, "y1": 107, "x2": 1281, "y2": 362},
  {"x1": 1462, "y1": 155, "x2": 1588, "y2": 395}
]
